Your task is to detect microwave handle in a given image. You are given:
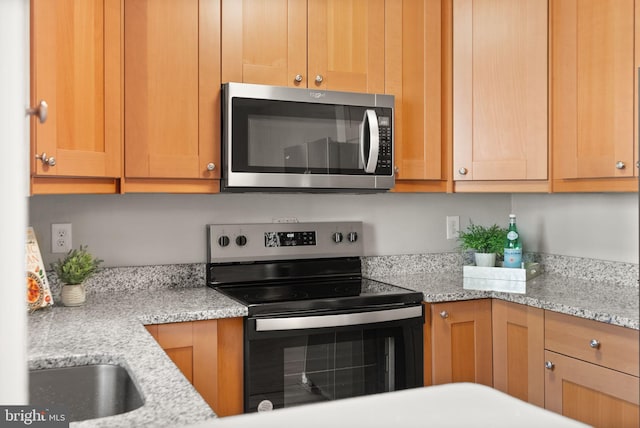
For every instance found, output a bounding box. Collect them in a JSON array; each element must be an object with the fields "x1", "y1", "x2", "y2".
[{"x1": 360, "y1": 109, "x2": 380, "y2": 173}]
